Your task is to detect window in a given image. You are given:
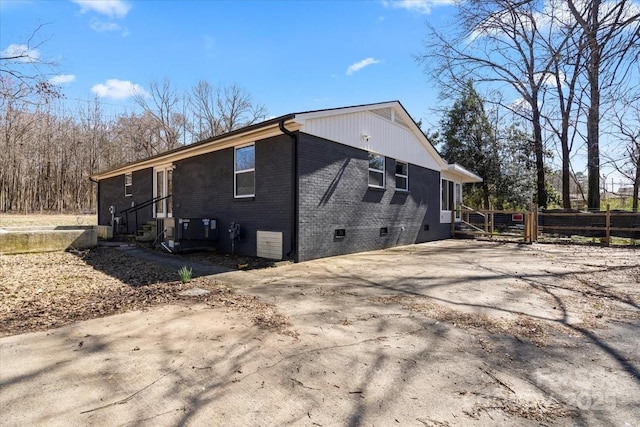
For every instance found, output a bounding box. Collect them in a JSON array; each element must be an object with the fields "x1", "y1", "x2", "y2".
[
  {"x1": 441, "y1": 179, "x2": 448, "y2": 210},
  {"x1": 124, "y1": 173, "x2": 132, "y2": 197},
  {"x1": 368, "y1": 153, "x2": 385, "y2": 188},
  {"x1": 380, "y1": 227, "x2": 389, "y2": 236},
  {"x1": 395, "y1": 161, "x2": 408, "y2": 191},
  {"x1": 441, "y1": 179, "x2": 460, "y2": 212},
  {"x1": 153, "y1": 165, "x2": 173, "y2": 218},
  {"x1": 334, "y1": 228, "x2": 346, "y2": 238},
  {"x1": 235, "y1": 145, "x2": 255, "y2": 198},
  {"x1": 455, "y1": 183, "x2": 461, "y2": 219}
]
